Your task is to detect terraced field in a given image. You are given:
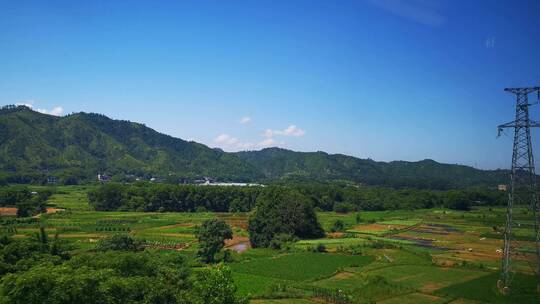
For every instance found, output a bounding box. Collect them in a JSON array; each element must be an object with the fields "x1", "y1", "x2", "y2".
[{"x1": 1, "y1": 186, "x2": 538, "y2": 303}]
